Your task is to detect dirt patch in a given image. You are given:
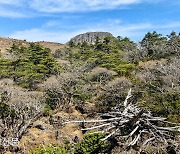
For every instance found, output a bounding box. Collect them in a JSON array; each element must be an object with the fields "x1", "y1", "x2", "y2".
[
  {"x1": 18, "y1": 106, "x2": 85, "y2": 153},
  {"x1": 37, "y1": 41, "x2": 66, "y2": 52}
]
